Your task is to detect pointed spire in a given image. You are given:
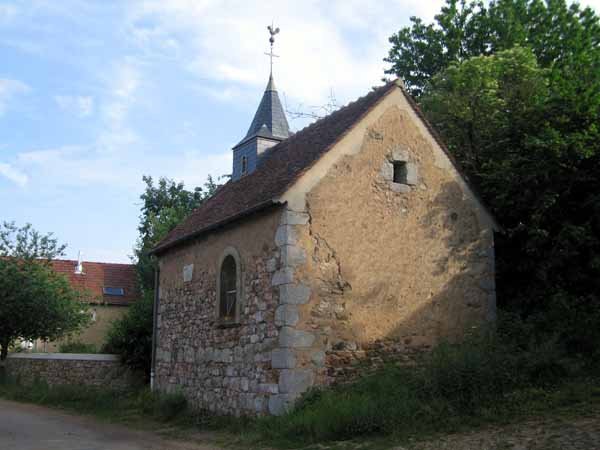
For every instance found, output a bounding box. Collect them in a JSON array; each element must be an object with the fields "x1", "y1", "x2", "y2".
[
  {"x1": 231, "y1": 24, "x2": 290, "y2": 180},
  {"x1": 234, "y1": 25, "x2": 289, "y2": 148},
  {"x1": 237, "y1": 74, "x2": 289, "y2": 145},
  {"x1": 266, "y1": 73, "x2": 276, "y2": 91}
]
